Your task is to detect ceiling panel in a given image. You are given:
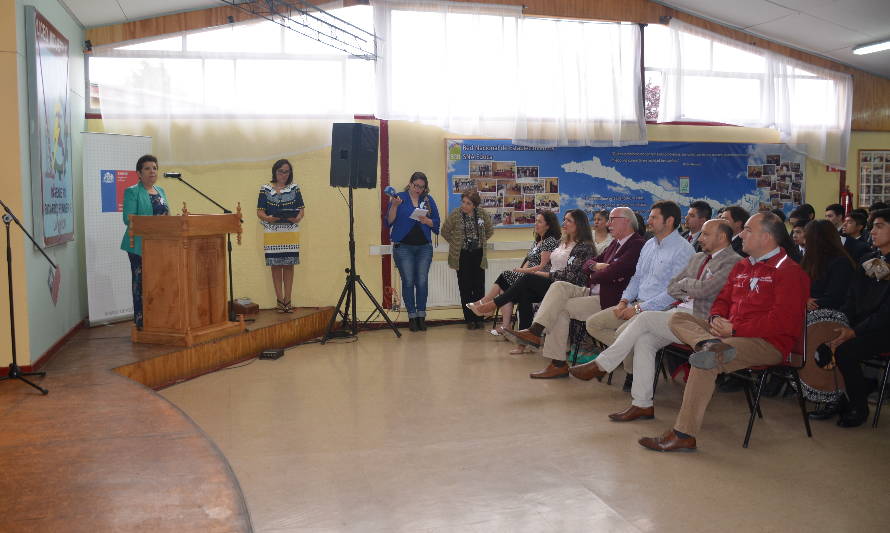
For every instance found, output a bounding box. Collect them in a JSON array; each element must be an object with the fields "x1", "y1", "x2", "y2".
[
  {"x1": 809, "y1": 0, "x2": 890, "y2": 39},
  {"x1": 60, "y1": 0, "x2": 126, "y2": 27},
  {"x1": 748, "y1": 12, "x2": 871, "y2": 53},
  {"x1": 656, "y1": 0, "x2": 795, "y2": 28},
  {"x1": 119, "y1": 0, "x2": 221, "y2": 23}
]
